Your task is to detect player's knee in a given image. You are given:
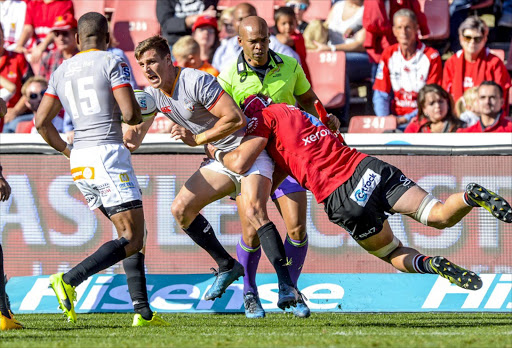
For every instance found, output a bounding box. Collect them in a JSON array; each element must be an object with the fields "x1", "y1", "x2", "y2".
[
  {"x1": 429, "y1": 217, "x2": 457, "y2": 230},
  {"x1": 244, "y1": 203, "x2": 266, "y2": 224},
  {"x1": 171, "y1": 198, "x2": 189, "y2": 226},
  {"x1": 287, "y1": 224, "x2": 306, "y2": 241},
  {"x1": 412, "y1": 194, "x2": 441, "y2": 227},
  {"x1": 368, "y1": 236, "x2": 401, "y2": 259}
]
